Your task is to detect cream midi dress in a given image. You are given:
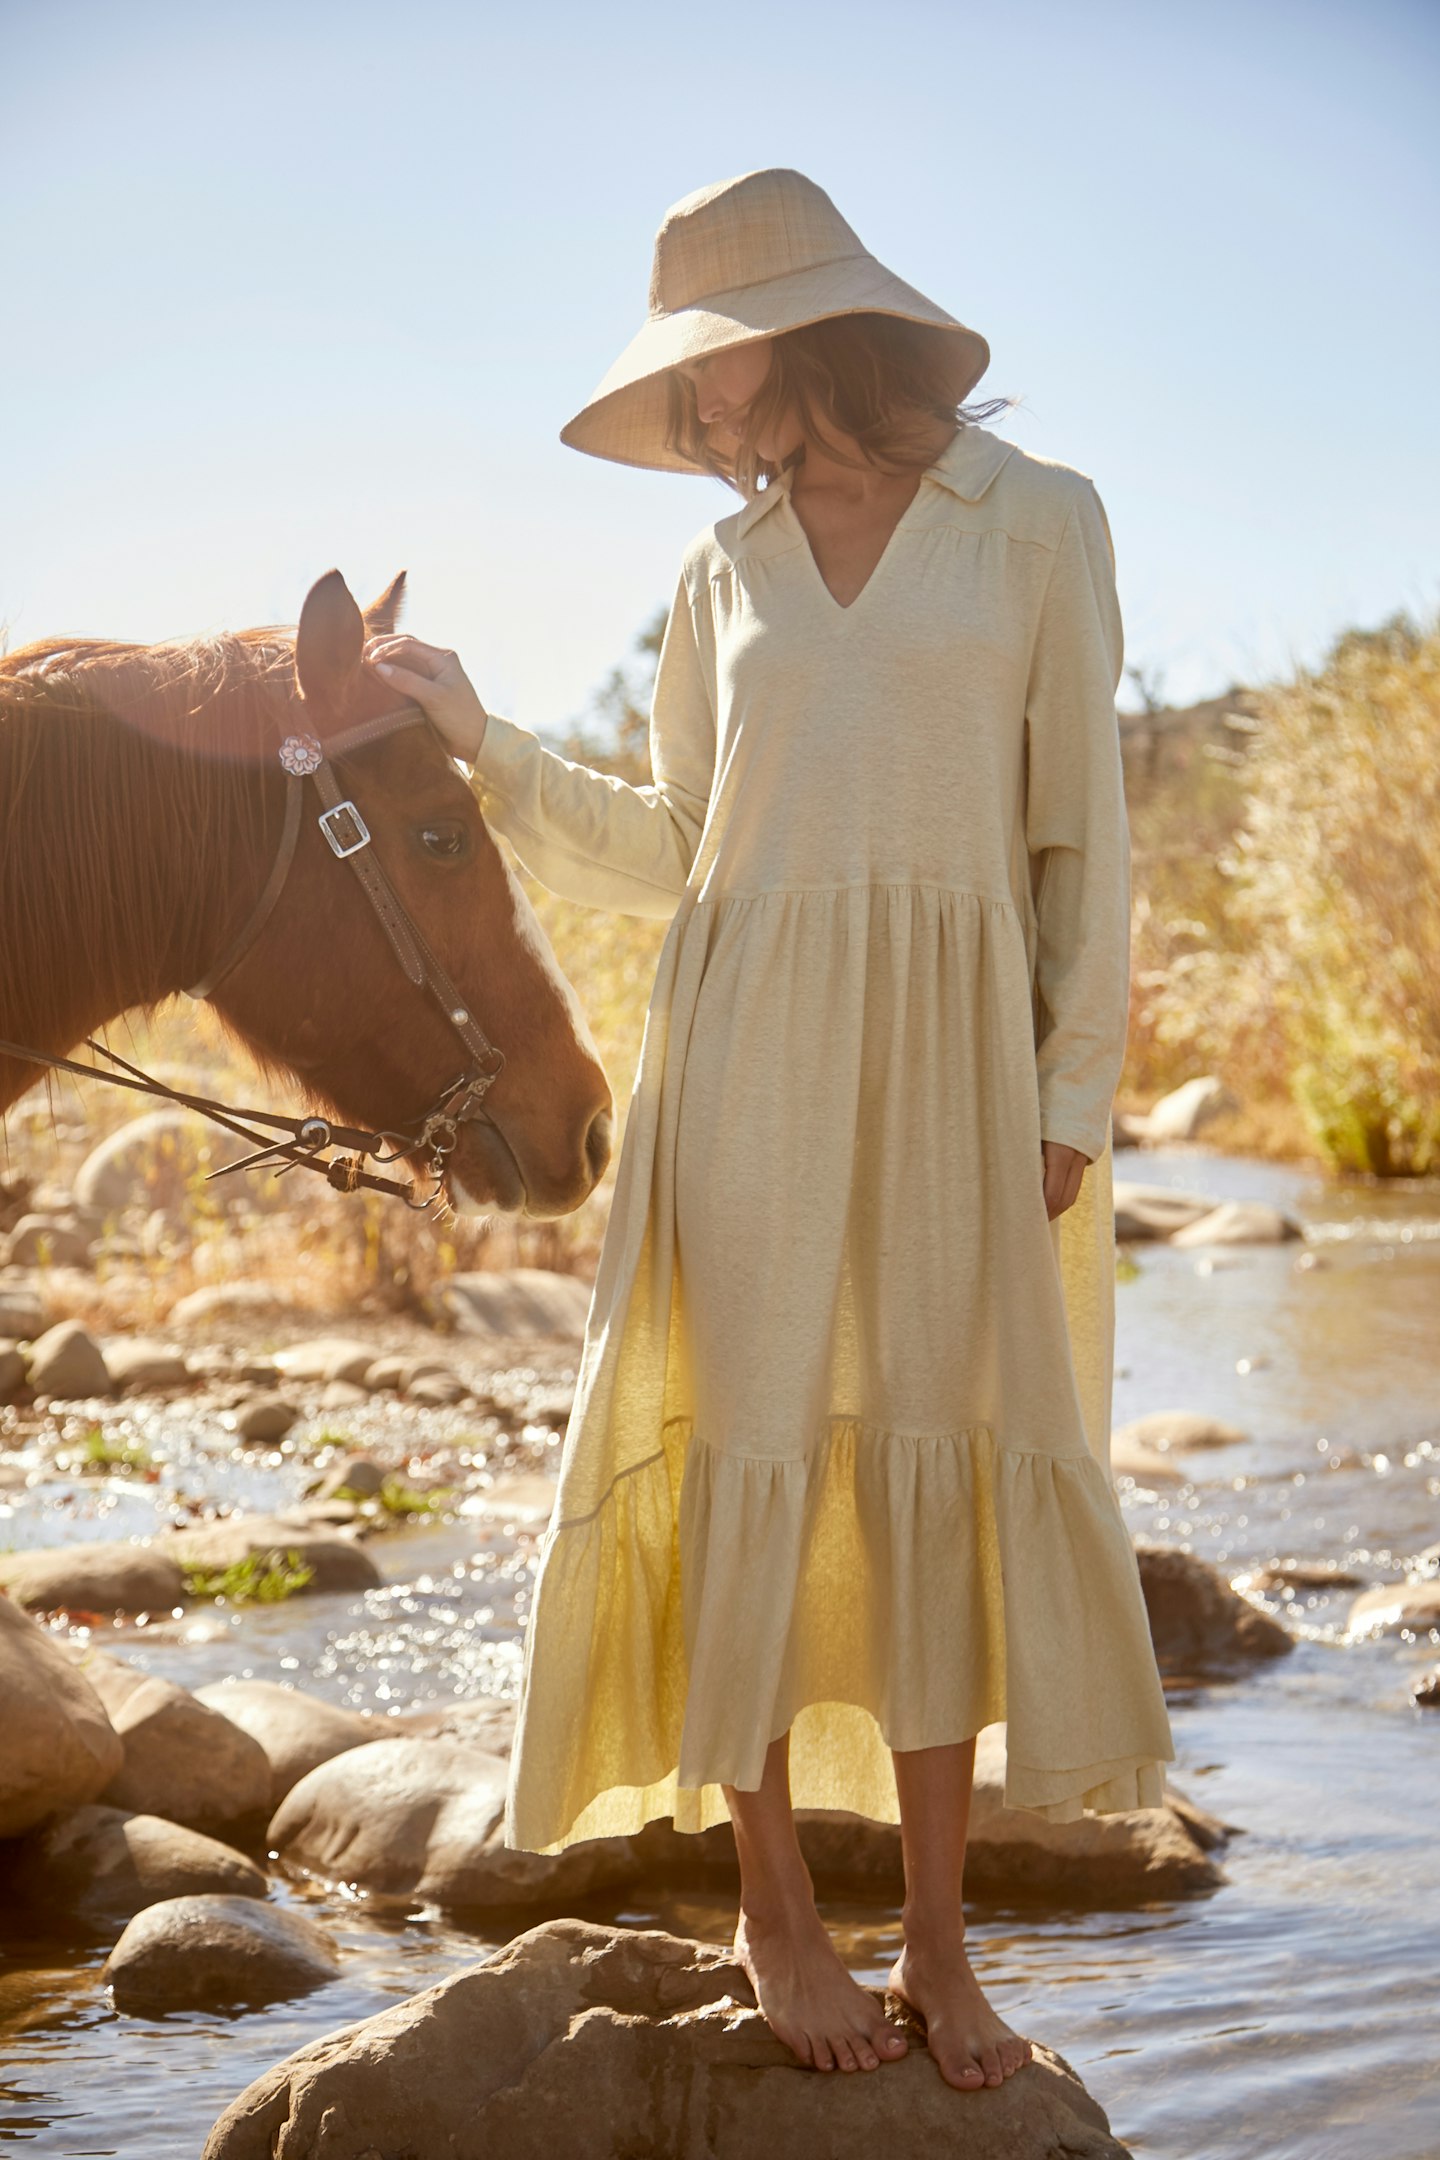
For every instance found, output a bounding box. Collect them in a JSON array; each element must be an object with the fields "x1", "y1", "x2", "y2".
[{"x1": 468, "y1": 423, "x2": 1176, "y2": 1855}]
